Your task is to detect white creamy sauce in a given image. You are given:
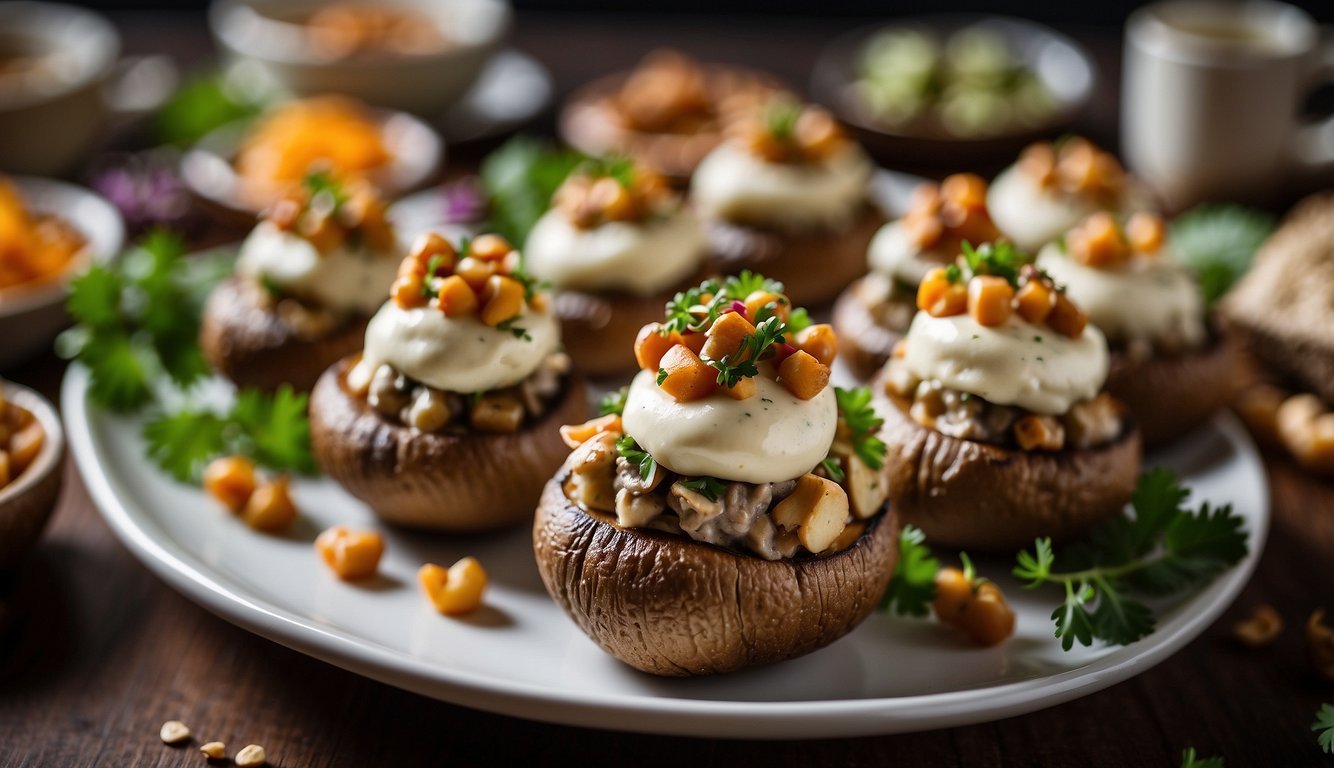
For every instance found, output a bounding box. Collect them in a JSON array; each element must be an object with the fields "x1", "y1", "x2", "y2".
[
  {"x1": 524, "y1": 207, "x2": 705, "y2": 297},
  {"x1": 690, "y1": 142, "x2": 873, "y2": 232},
  {"x1": 903, "y1": 313, "x2": 1109, "y2": 415},
  {"x1": 620, "y1": 369, "x2": 837, "y2": 484},
  {"x1": 987, "y1": 166, "x2": 1159, "y2": 254},
  {"x1": 235, "y1": 221, "x2": 402, "y2": 315},
  {"x1": 360, "y1": 302, "x2": 559, "y2": 393},
  {"x1": 1037, "y1": 244, "x2": 1206, "y2": 348},
  {"x1": 866, "y1": 220, "x2": 949, "y2": 285}
]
